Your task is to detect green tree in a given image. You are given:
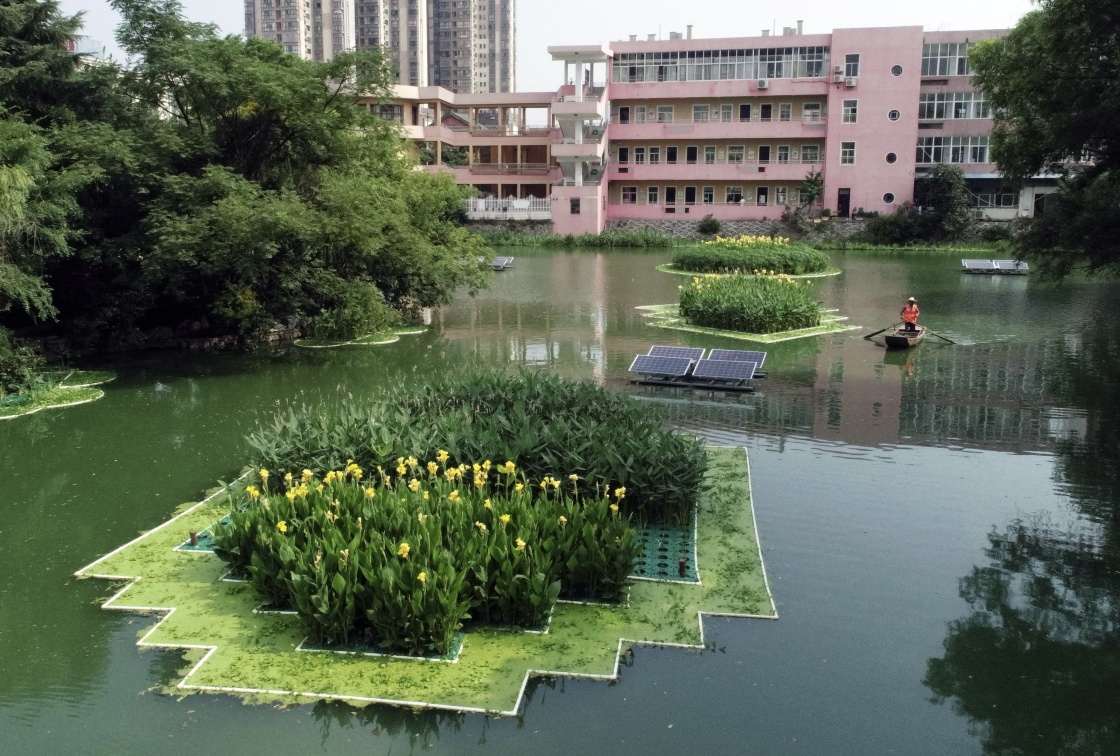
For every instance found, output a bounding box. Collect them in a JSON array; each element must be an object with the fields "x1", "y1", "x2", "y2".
[
  {"x1": 970, "y1": 0, "x2": 1120, "y2": 276},
  {"x1": 913, "y1": 164, "x2": 974, "y2": 241},
  {"x1": 799, "y1": 168, "x2": 823, "y2": 215}
]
